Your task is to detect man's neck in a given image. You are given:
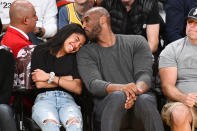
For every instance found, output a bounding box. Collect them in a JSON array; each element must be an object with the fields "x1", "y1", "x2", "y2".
[
  {"x1": 9, "y1": 25, "x2": 29, "y2": 40},
  {"x1": 10, "y1": 23, "x2": 28, "y2": 34},
  {"x1": 98, "y1": 31, "x2": 116, "y2": 47},
  {"x1": 189, "y1": 38, "x2": 197, "y2": 46}
]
